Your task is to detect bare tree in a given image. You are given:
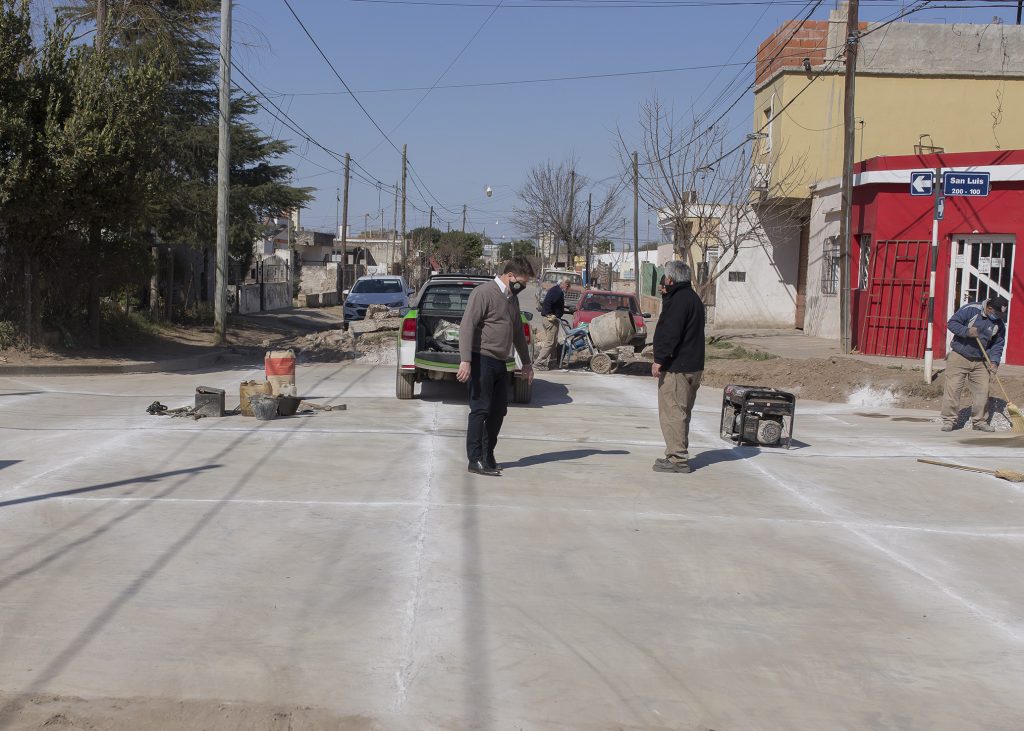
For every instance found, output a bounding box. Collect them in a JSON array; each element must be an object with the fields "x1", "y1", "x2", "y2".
[
  {"x1": 617, "y1": 94, "x2": 805, "y2": 302},
  {"x1": 511, "y1": 158, "x2": 621, "y2": 269}
]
